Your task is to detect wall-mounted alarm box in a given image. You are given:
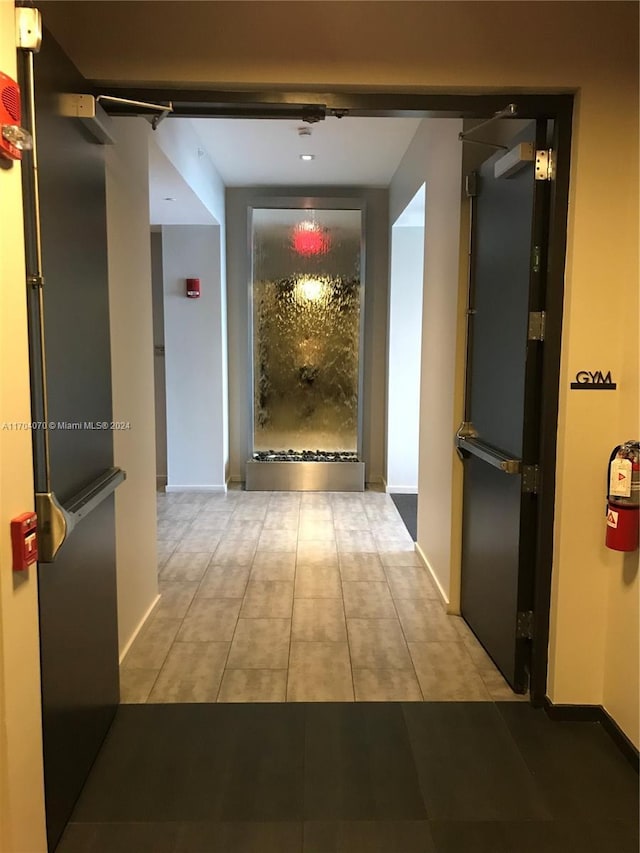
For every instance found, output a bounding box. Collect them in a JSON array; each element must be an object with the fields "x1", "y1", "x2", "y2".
[
  {"x1": 11, "y1": 512, "x2": 38, "y2": 571},
  {"x1": 0, "y1": 72, "x2": 32, "y2": 161},
  {"x1": 186, "y1": 278, "x2": 200, "y2": 298}
]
